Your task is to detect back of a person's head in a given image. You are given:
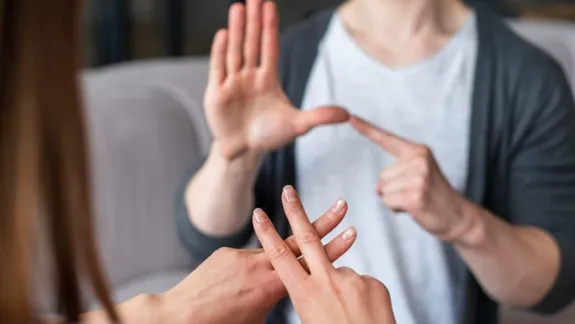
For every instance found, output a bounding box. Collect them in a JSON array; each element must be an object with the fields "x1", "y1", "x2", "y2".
[{"x1": 0, "y1": 0, "x2": 118, "y2": 322}]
